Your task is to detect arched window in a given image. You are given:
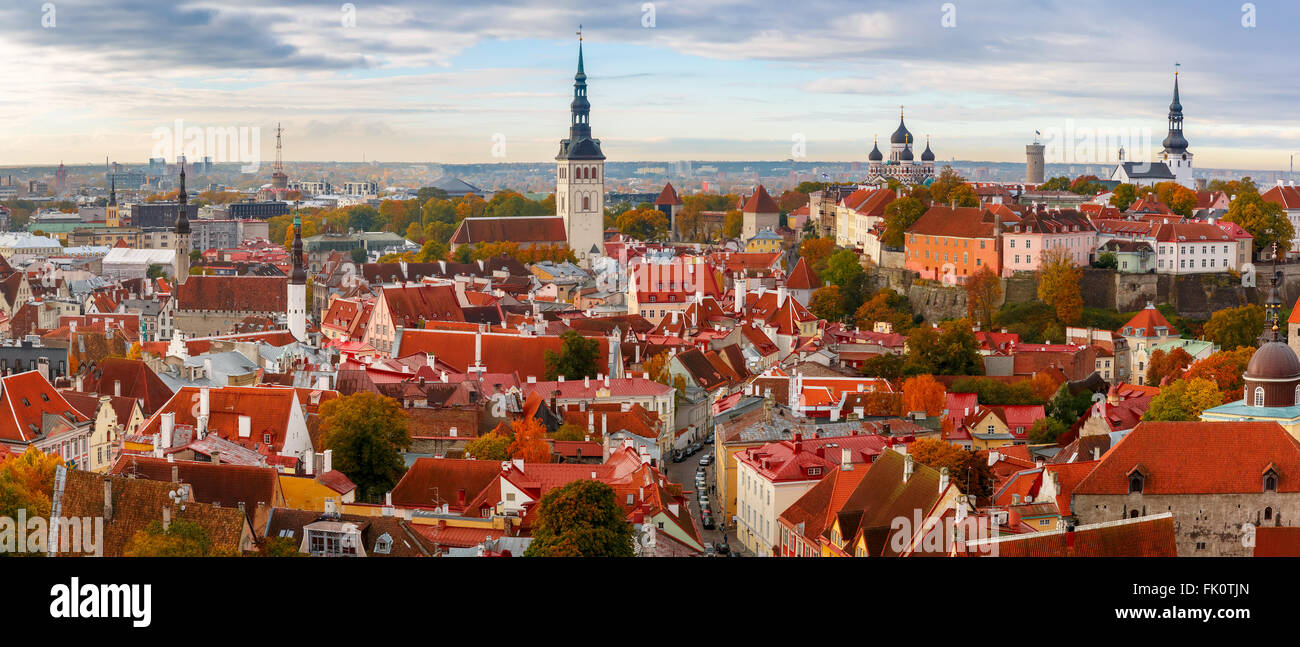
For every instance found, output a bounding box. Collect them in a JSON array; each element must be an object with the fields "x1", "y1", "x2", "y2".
[
  {"x1": 1129, "y1": 510, "x2": 1139, "y2": 519},
  {"x1": 583, "y1": 196, "x2": 590, "y2": 210},
  {"x1": 1129, "y1": 473, "x2": 1144, "y2": 494},
  {"x1": 1255, "y1": 387, "x2": 1265, "y2": 407},
  {"x1": 1265, "y1": 472, "x2": 1278, "y2": 492},
  {"x1": 1265, "y1": 506, "x2": 1274, "y2": 521}
]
